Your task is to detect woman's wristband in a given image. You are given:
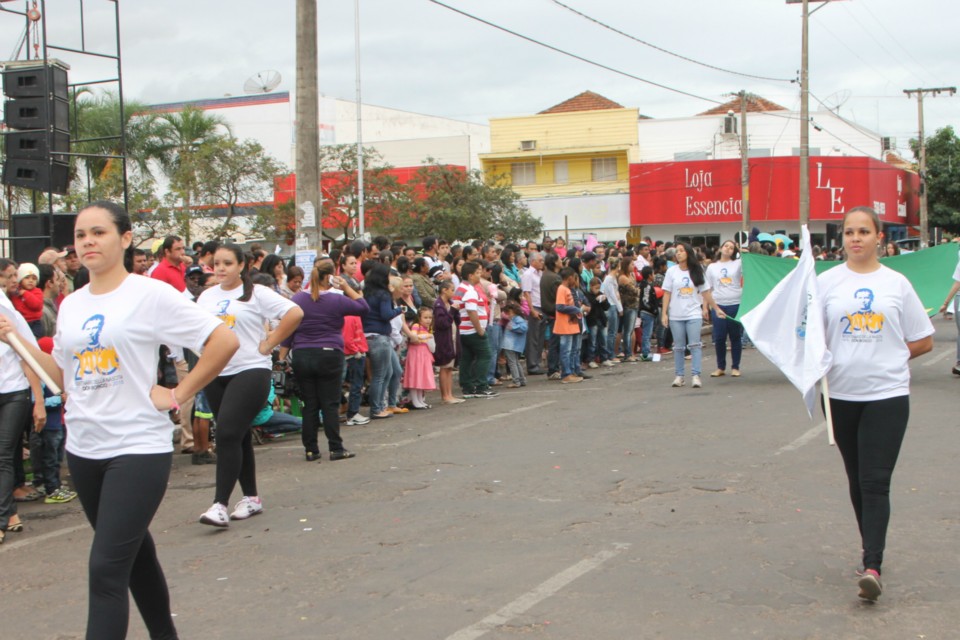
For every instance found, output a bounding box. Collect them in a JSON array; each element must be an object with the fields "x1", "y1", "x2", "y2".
[{"x1": 170, "y1": 388, "x2": 180, "y2": 412}]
